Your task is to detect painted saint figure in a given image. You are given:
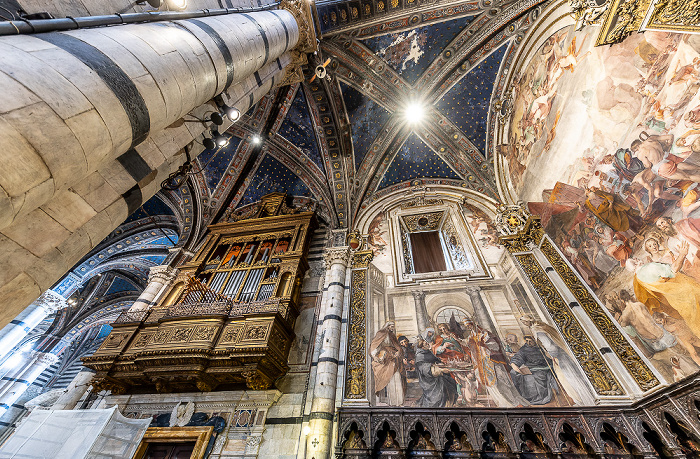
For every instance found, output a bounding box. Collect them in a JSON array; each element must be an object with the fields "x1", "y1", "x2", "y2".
[
  {"x1": 509, "y1": 336, "x2": 563, "y2": 405},
  {"x1": 370, "y1": 321, "x2": 405, "y2": 405},
  {"x1": 414, "y1": 336, "x2": 458, "y2": 408}
]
